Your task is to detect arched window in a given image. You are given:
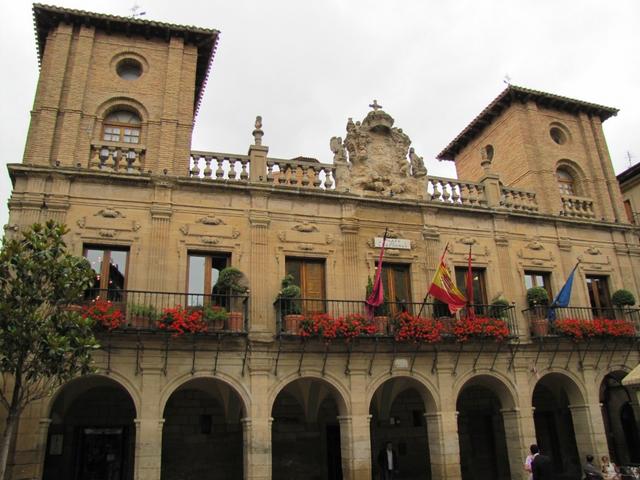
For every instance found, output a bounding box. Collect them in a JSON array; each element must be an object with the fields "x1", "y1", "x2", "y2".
[
  {"x1": 557, "y1": 168, "x2": 575, "y2": 196},
  {"x1": 102, "y1": 110, "x2": 141, "y2": 144}
]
